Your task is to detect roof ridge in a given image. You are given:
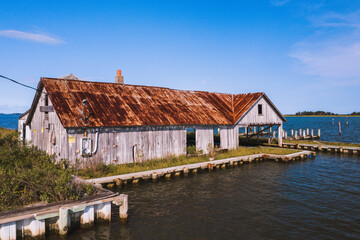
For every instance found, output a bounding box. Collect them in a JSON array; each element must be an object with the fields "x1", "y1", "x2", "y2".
[{"x1": 41, "y1": 77, "x2": 262, "y2": 96}]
